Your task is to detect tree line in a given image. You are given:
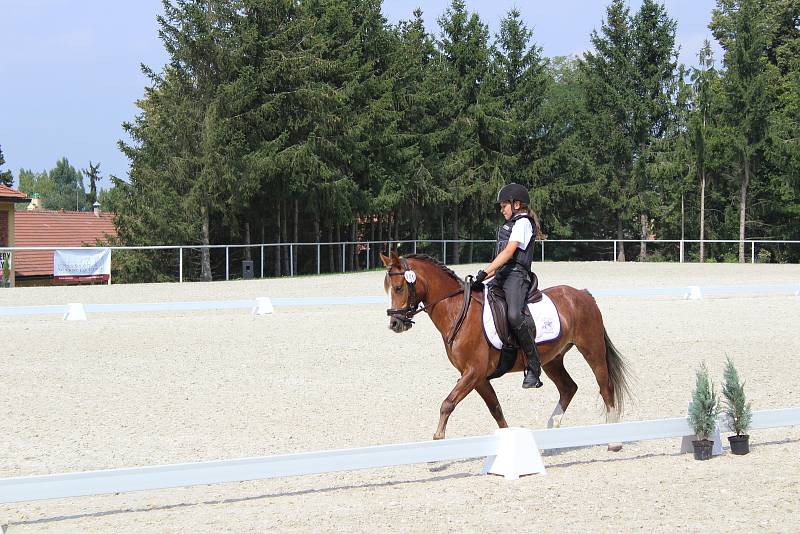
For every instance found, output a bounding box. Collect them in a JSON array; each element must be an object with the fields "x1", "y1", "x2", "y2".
[{"x1": 9, "y1": 0, "x2": 800, "y2": 281}]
